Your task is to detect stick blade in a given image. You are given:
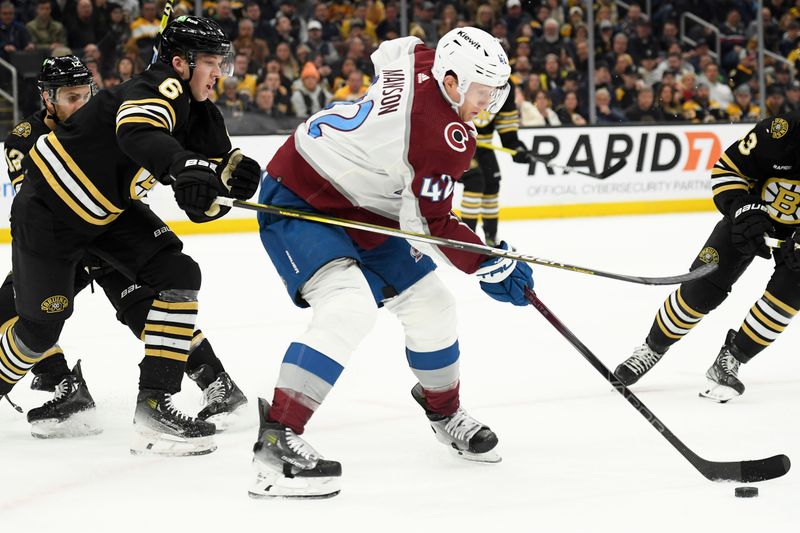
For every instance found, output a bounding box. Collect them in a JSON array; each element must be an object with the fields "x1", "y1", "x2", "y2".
[{"x1": 700, "y1": 454, "x2": 791, "y2": 483}]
